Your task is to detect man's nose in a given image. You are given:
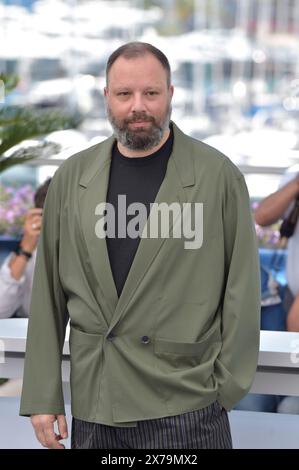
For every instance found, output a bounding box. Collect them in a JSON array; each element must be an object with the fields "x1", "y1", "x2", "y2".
[{"x1": 130, "y1": 93, "x2": 146, "y2": 112}]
